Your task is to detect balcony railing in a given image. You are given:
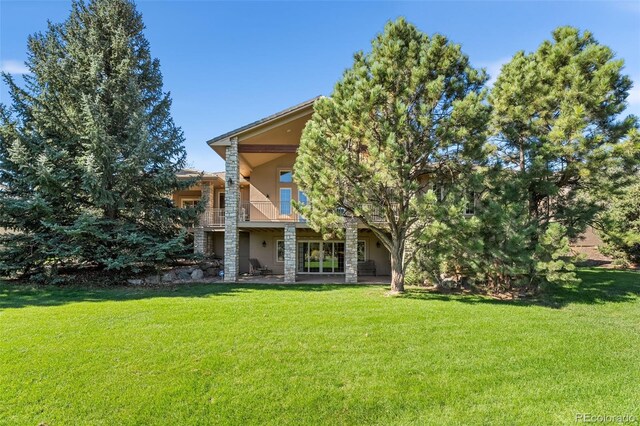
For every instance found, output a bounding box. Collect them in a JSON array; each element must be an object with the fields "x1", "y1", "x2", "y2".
[
  {"x1": 199, "y1": 208, "x2": 226, "y2": 227},
  {"x1": 197, "y1": 202, "x2": 301, "y2": 227},
  {"x1": 197, "y1": 202, "x2": 387, "y2": 227}
]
